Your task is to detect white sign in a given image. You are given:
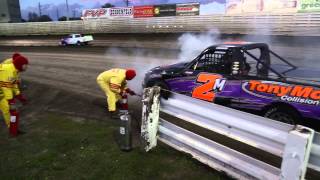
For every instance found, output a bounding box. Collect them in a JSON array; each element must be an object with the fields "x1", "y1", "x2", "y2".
[
  {"x1": 82, "y1": 7, "x2": 133, "y2": 19},
  {"x1": 109, "y1": 7, "x2": 133, "y2": 17}
]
